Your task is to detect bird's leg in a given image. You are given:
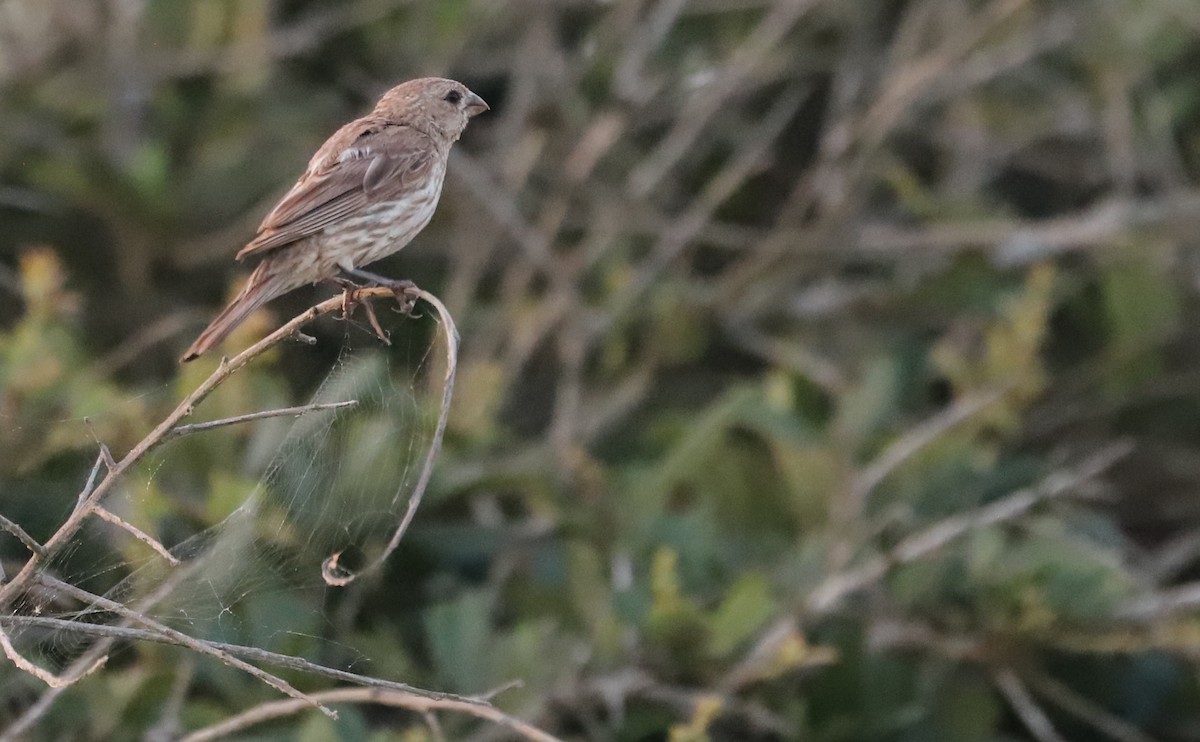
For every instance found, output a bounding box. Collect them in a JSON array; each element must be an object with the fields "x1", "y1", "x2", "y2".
[
  {"x1": 325, "y1": 276, "x2": 391, "y2": 345},
  {"x1": 360, "y1": 301, "x2": 390, "y2": 345},
  {"x1": 340, "y1": 268, "x2": 419, "y2": 316},
  {"x1": 327, "y1": 276, "x2": 365, "y2": 319}
]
